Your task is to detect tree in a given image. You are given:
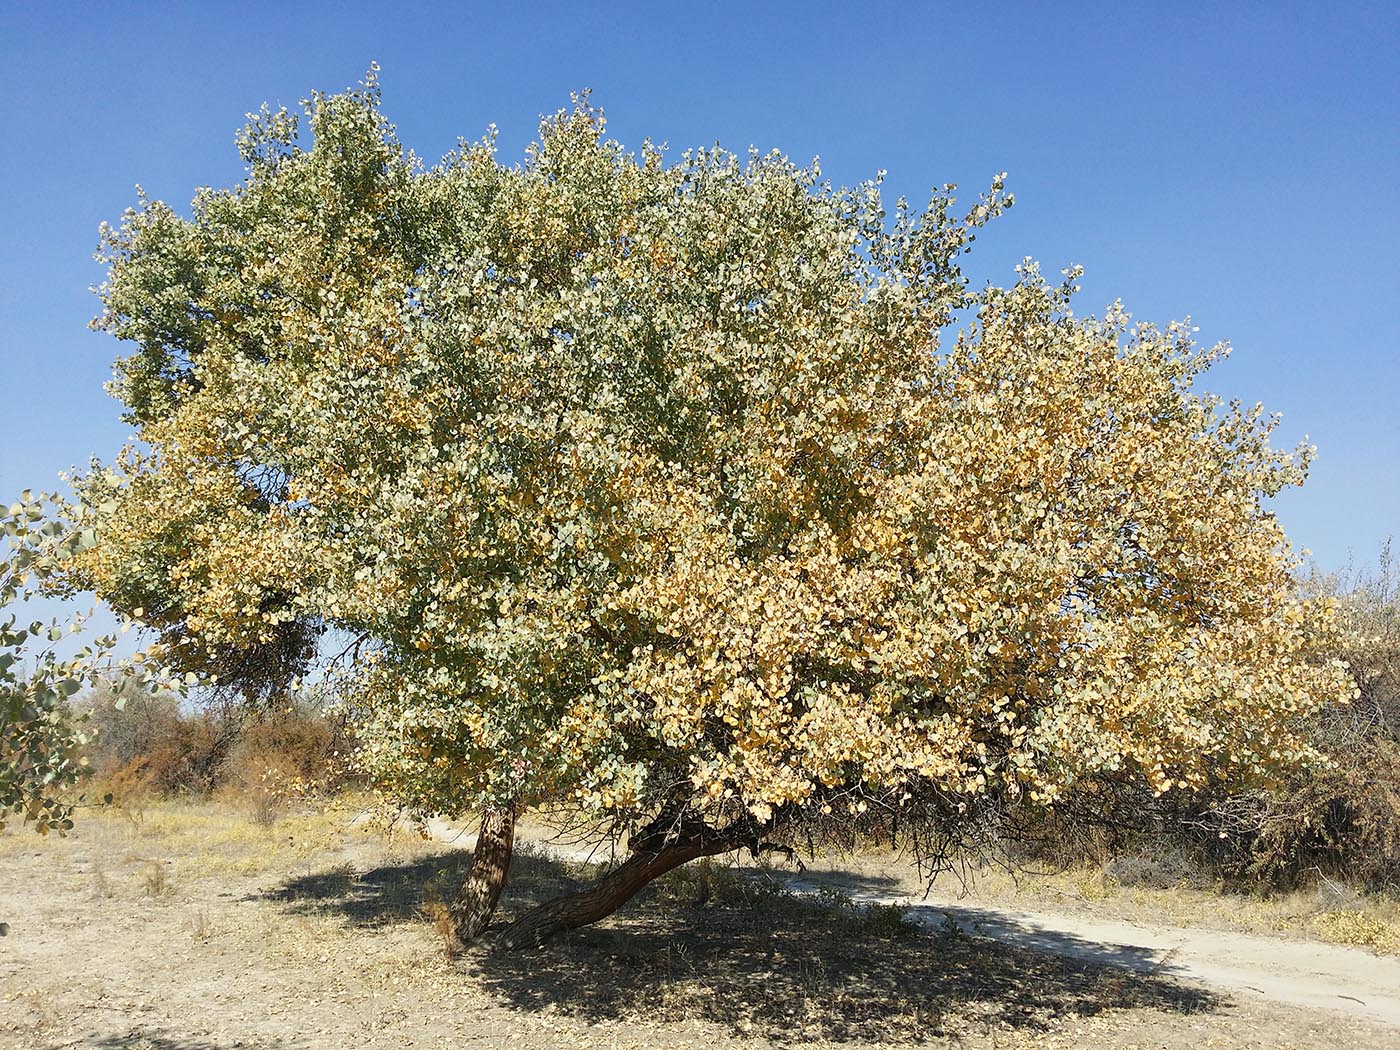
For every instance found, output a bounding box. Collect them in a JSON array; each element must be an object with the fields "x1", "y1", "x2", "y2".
[
  {"x1": 1325, "y1": 541, "x2": 1398, "y2": 736},
  {"x1": 1, "y1": 493, "x2": 163, "y2": 832},
  {"x1": 70, "y1": 72, "x2": 1353, "y2": 947},
  {"x1": 1219, "y1": 543, "x2": 1400, "y2": 890}
]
